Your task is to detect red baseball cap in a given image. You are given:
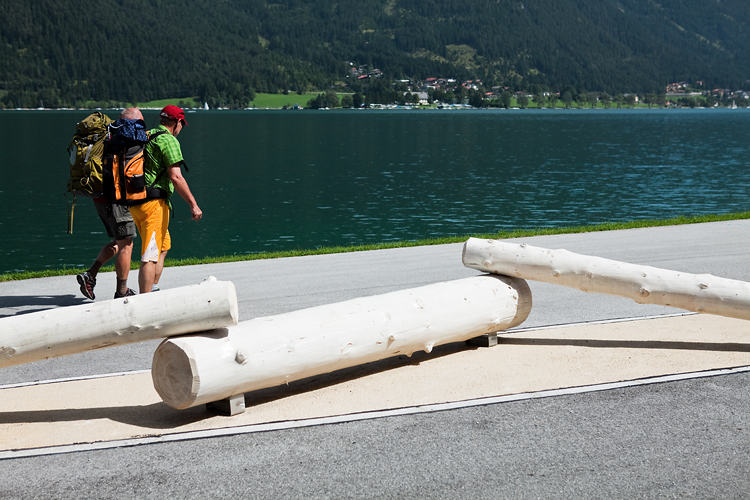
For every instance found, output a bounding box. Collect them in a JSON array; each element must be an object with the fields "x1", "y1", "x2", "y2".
[{"x1": 160, "y1": 105, "x2": 188, "y2": 125}]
